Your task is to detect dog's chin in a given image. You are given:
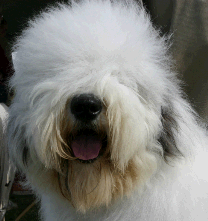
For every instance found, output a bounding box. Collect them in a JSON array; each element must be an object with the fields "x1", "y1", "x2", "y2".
[{"x1": 68, "y1": 129, "x2": 108, "y2": 164}]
